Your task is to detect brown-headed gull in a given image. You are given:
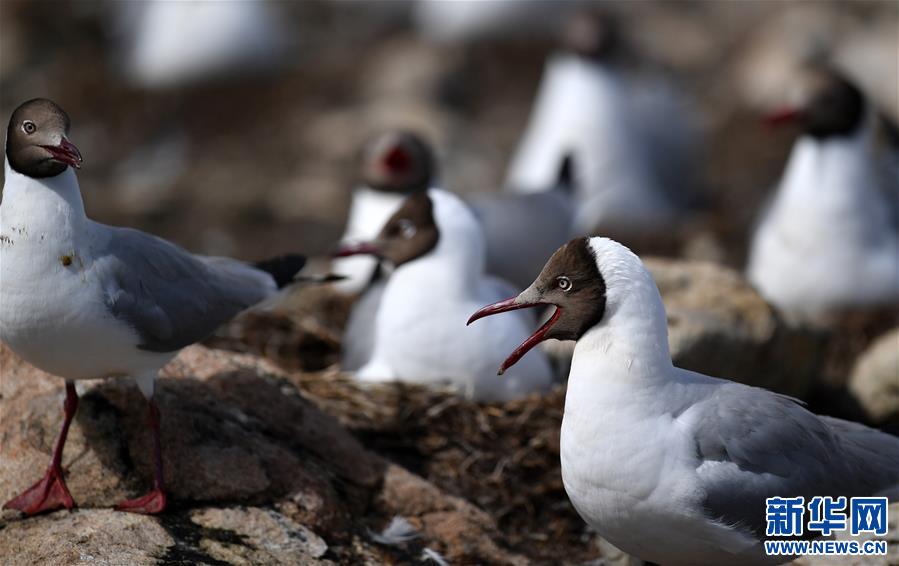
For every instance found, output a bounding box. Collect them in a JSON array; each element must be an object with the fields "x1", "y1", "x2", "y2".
[
  {"x1": 337, "y1": 189, "x2": 552, "y2": 401},
  {"x1": 505, "y1": 11, "x2": 699, "y2": 240},
  {"x1": 469, "y1": 236, "x2": 899, "y2": 565},
  {"x1": 333, "y1": 130, "x2": 434, "y2": 294},
  {"x1": 1, "y1": 99, "x2": 317, "y2": 515},
  {"x1": 747, "y1": 67, "x2": 899, "y2": 317}
]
